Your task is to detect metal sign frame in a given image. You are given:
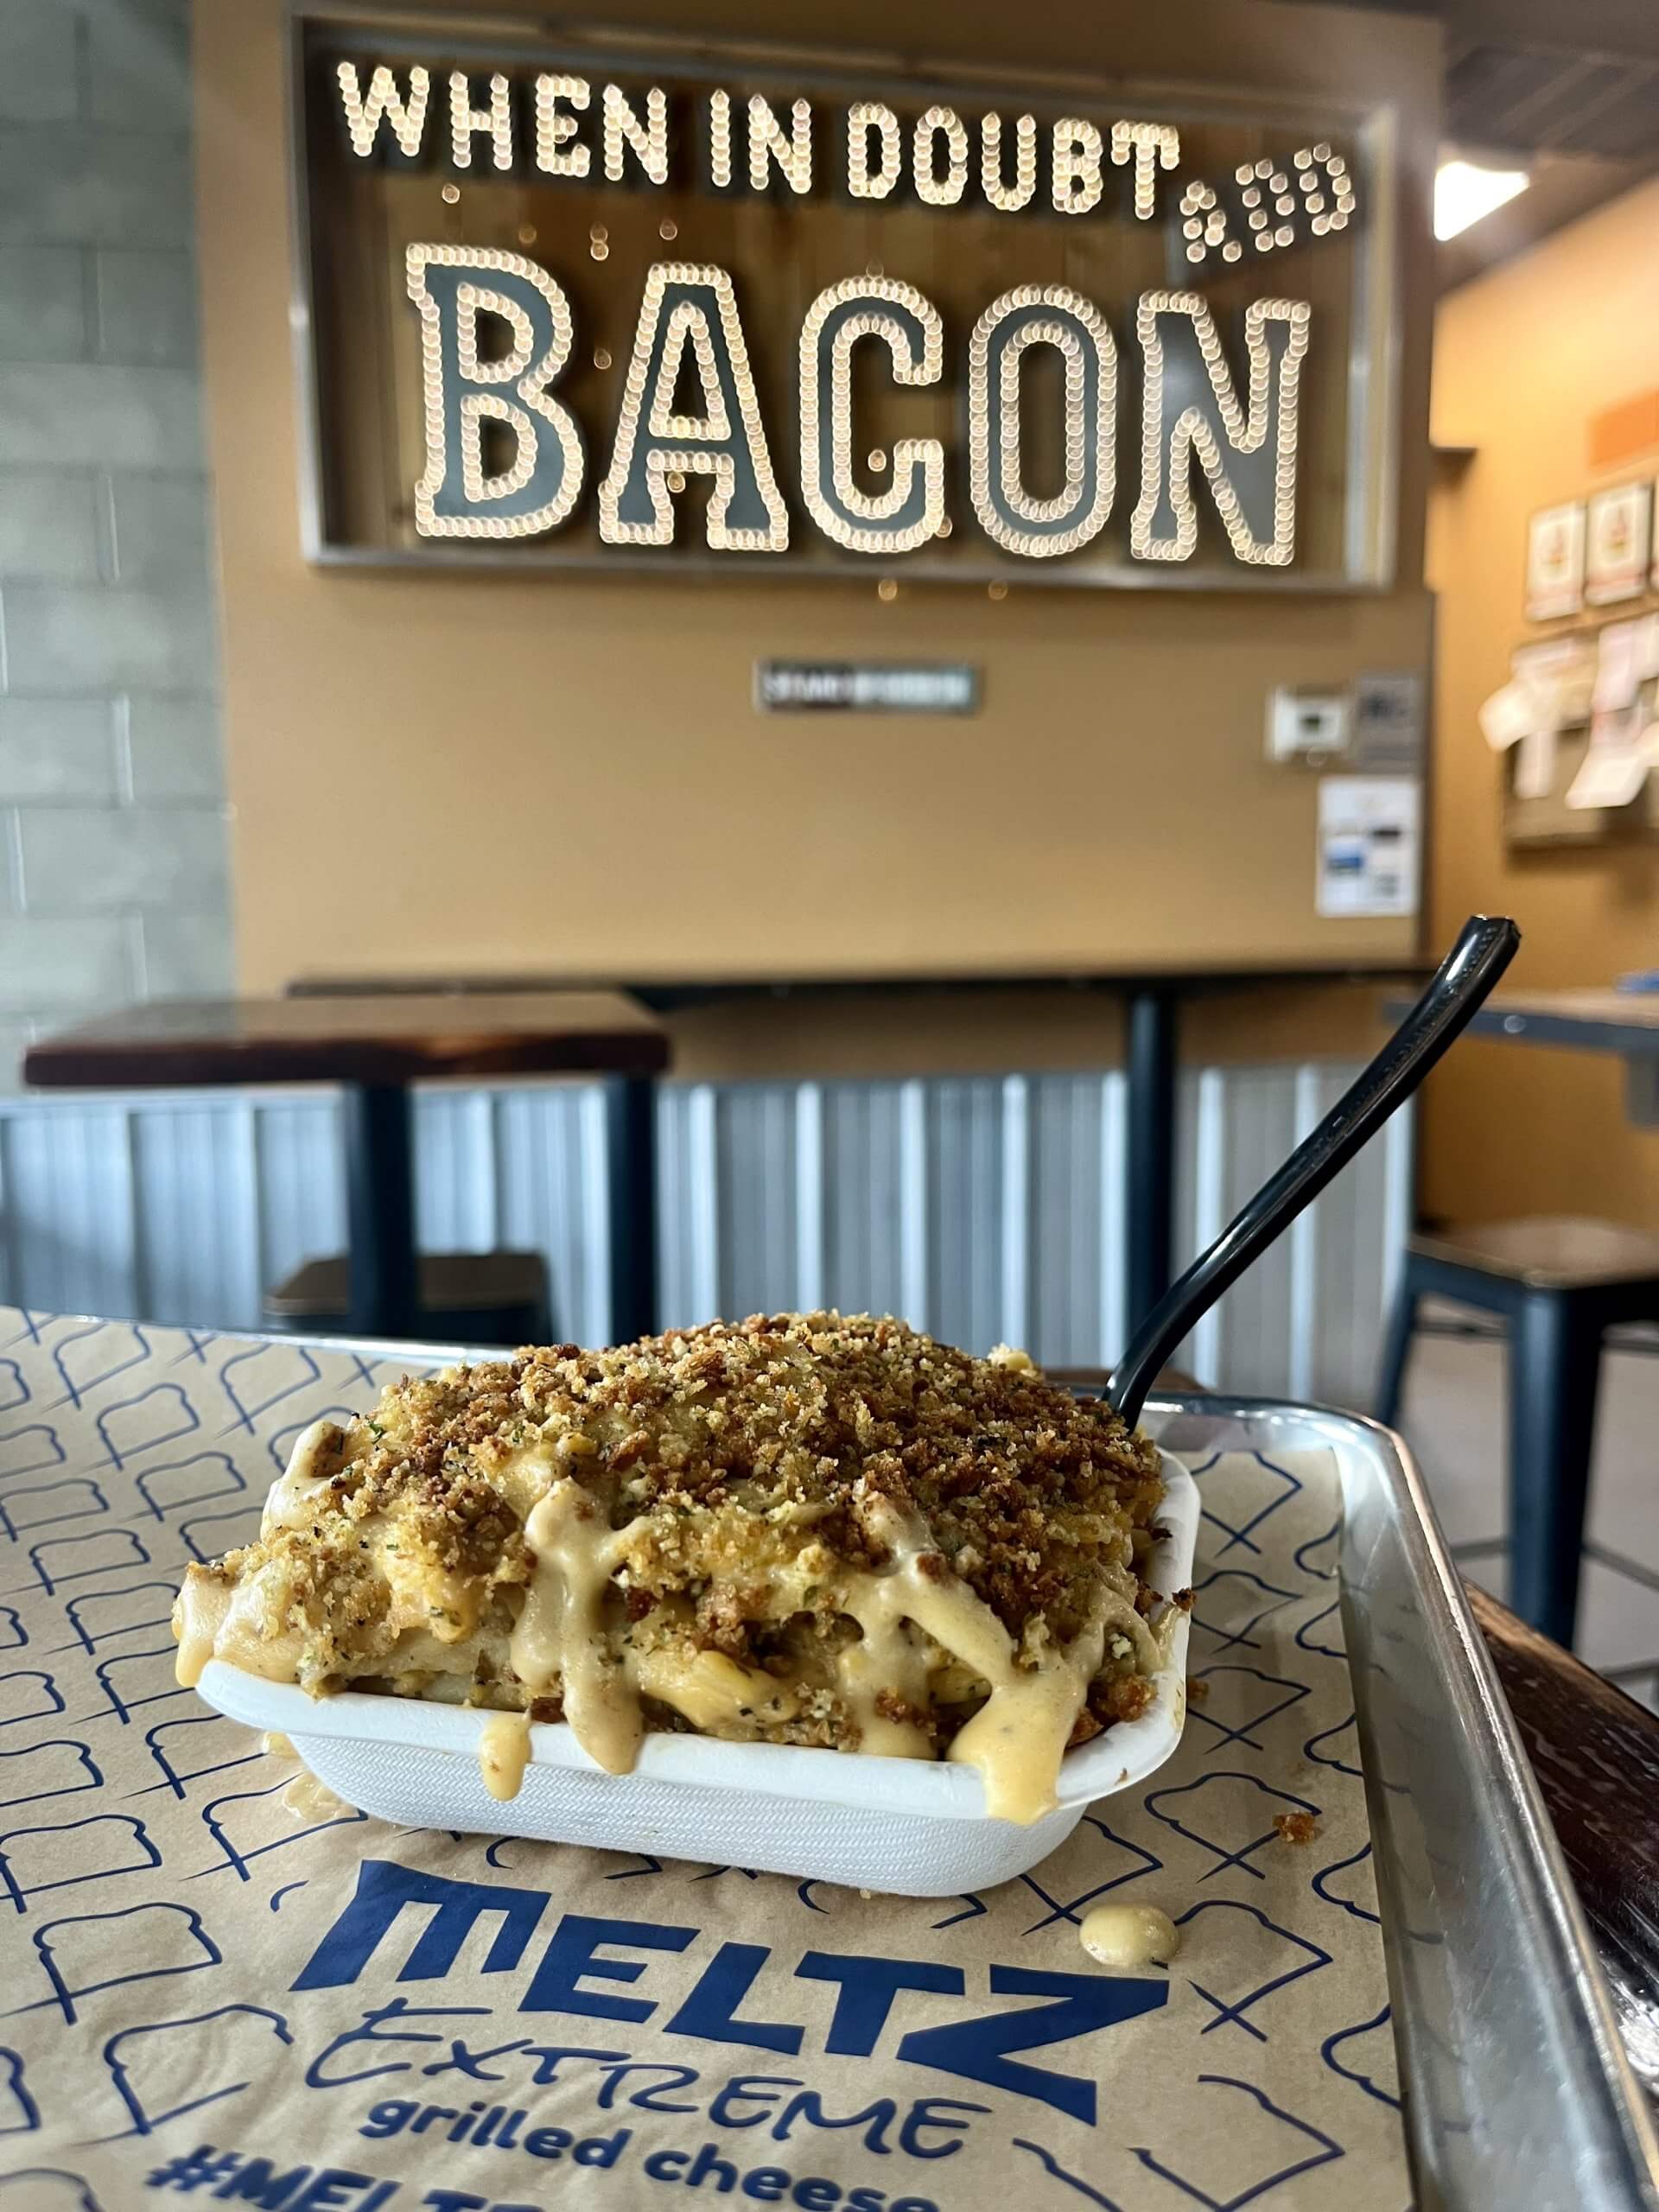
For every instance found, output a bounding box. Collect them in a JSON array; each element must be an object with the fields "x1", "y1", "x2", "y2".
[{"x1": 285, "y1": 3, "x2": 1403, "y2": 594}]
